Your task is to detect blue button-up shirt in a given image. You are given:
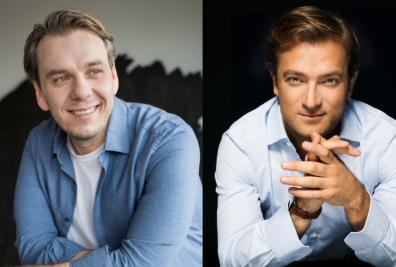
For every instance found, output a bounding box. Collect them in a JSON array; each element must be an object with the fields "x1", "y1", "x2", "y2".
[
  {"x1": 14, "y1": 97, "x2": 202, "y2": 266},
  {"x1": 216, "y1": 96, "x2": 396, "y2": 266}
]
